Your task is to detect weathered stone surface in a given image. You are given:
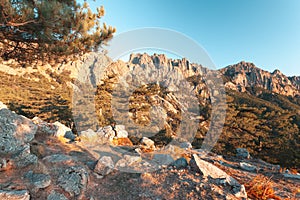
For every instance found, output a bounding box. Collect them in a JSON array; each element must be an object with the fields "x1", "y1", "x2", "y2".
[
  {"x1": 115, "y1": 155, "x2": 142, "y2": 168},
  {"x1": 171, "y1": 157, "x2": 188, "y2": 169},
  {"x1": 11, "y1": 144, "x2": 38, "y2": 167},
  {"x1": 25, "y1": 171, "x2": 51, "y2": 189},
  {"x1": 58, "y1": 166, "x2": 89, "y2": 197},
  {"x1": 236, "y1": 148, "x2": 251, "y2": 159},
  {"x1": 190, "y1": 154, "x2": 247, "y2": 199},
  {"x1": 0, "y1": 190, "x2": 30, "y2": 200},
  {"x1": 94, "y1": 156, "x2": 114, "y2": 176},
  {"x1": 47, "y1": 191, "x2": 68, "y2": 200},
  {"x1": 179, "y1": 141, "x2": 192, "y2": 149},
  {"x1": 43, "y1": 154, "x2": 73, "y2": 163},
  {"x1": 80, "y1": 126, "x2": 121, "y2": 143},
  {"x1": 283, "y1": 173, "x2": 300, "y2": 180},
  {"x1": 152, "y1": 154, "x2": 174, "y2": 165},
  {"x1": 240, "y1": 162, "x2": 257, "y2": 172},
  {"x1": 0, "y1": 109, "x2": 37, "y2": 154},
  {"x1": 32, "y1": 117, "x2": 57, "y2": 135}
]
